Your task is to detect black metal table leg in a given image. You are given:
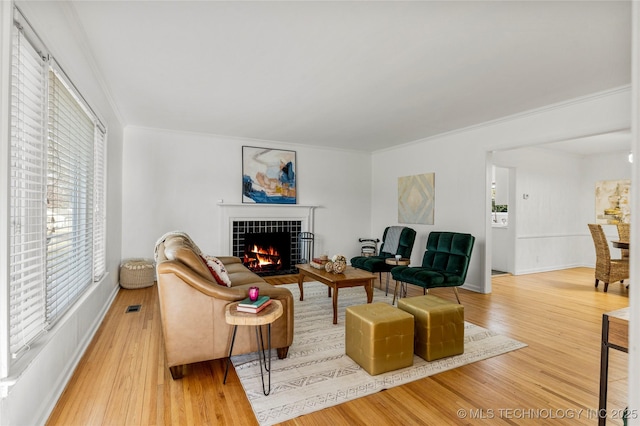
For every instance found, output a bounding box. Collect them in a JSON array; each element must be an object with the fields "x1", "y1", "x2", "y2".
[
  {"x1": 223, "y1": 324, "x2": 238, "y2": 384},
  {"x1": 256, "y1": 323, "x2": 273, "y2": 395}
]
